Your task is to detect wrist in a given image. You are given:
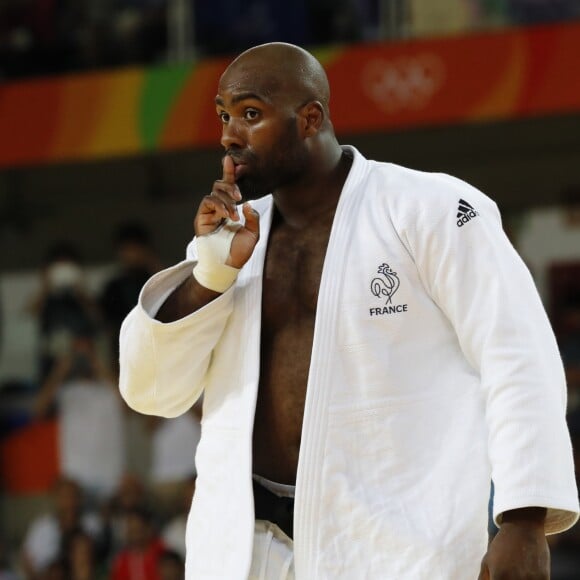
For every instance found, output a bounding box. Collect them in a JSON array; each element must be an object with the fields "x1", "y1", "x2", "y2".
[
  {"x1": 194, "y1": 220, "x2": 241, "y2": 293},
  {"x1": 193, "y1": 261, "x2": 239, "y2": 293},
  {"x1": 501, "y1": 507, "x2": 547, "y2": 527}
]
